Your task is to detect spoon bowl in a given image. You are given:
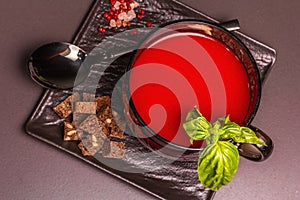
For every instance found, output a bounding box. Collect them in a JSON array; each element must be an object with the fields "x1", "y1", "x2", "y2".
[{"x1": 28, "y1": 42, "x2": 87, "y2": 89}]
